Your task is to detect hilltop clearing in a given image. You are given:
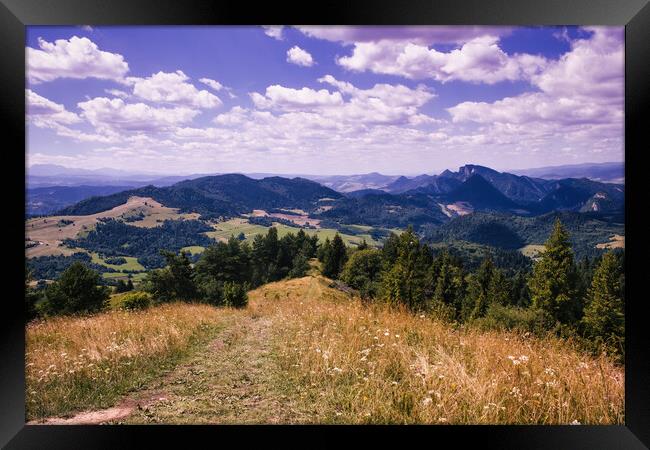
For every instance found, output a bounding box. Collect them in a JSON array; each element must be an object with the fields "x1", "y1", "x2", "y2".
[{"x1": 26, "y1": 196, "x2": 199, "y2": 258}]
